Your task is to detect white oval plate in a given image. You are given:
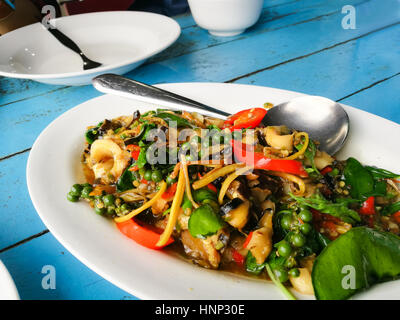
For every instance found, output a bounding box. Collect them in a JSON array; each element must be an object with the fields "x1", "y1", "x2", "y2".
[
  {"x1": 0, "y1": 11, "x2": 180, "y2": 86},
  {"x1": 27, "y1": 83, "x2": 400, "y2": 299},
  {"x1": 0, "y1": 260, "x2": 20, "y2": 300}
]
